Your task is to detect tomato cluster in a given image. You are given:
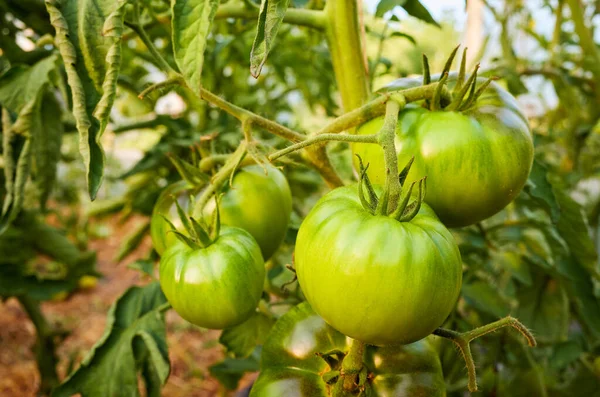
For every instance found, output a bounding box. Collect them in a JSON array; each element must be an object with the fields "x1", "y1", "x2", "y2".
[
  {"x1": 151, "y1": 71, "x2": 533, "y2": 395},
  {"x1": 152, "y1": 164, "x2": 292, "y2": 329}
]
